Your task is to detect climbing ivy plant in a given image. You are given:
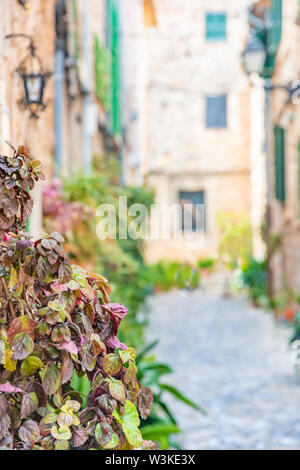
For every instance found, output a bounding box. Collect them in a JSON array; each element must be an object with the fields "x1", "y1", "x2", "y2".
[
  {"x1": 0, "y1": 144, "x2": 154, "y2": 450},
  {"x1": 94, "y1": 35, "x2": 111, "y2": 111}
]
